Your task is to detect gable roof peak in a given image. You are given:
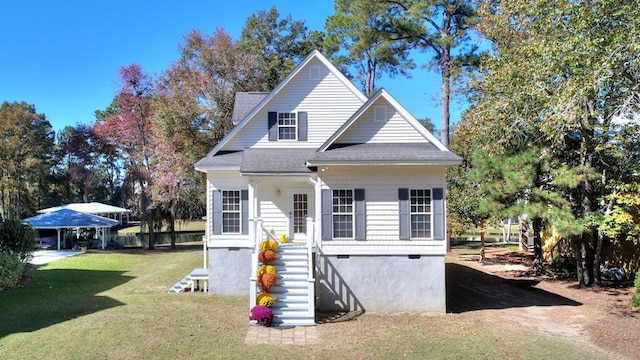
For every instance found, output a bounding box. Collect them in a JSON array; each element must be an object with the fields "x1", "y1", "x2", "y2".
[
  {"x1": 319, "y1": 87, "x2": 450, "y2": 152},
  {"x1": 201, "y1": 50, "x2": 367, "y2": 158}
]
